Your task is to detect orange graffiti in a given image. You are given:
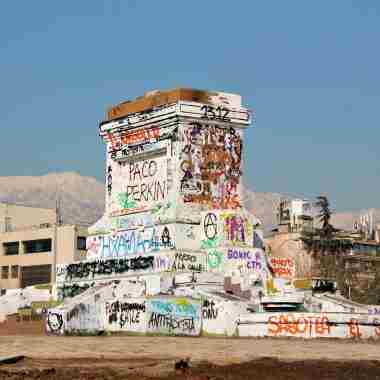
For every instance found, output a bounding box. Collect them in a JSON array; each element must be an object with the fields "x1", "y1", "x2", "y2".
[
  {"x1": 268, "y1": 314, "x2": 330, "y2": 337},
  {"x1": 121, "y1": 127, "x2": 160, "y2": 145},
  {"x1": 348, "y1": 318, "x2": 362, "y2": 338},
  {"x1": 374, "y1": 318, "x2": 380, "y2": 337}
]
